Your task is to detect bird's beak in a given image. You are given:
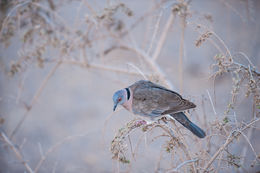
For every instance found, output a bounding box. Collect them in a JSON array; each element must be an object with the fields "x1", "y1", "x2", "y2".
[{"x1": 113, "y1": 103, "x2": 118, "y2": 111}]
